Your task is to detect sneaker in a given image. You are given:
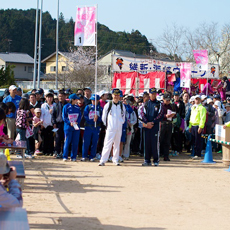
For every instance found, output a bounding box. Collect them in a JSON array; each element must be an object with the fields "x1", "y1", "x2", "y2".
[
  {"x1": 96, "y1": 153, "x2": 101, "y2": 160},
  {"x1": 90, "y1": 159, "x2": 95, "y2": 162},
  {"x1": 119, "y1": 156, "x2": 124, "y2": 162},
  {"x1": 113, "y1": 162, "x2": 120, "y2": 166},
  {"x1": 71, "y1": 159, "x2": 76, "y2": 162},
  {"x1": 56, "y1": 154, "x2": 61, "y2": 159},
  {"x1": 192, "y1": 156, "x2": 201, "y2": 160},
  {"x1": 124, "y1": 157, "x2": 129, "y2": 160},
  {"x1": 53, "y1": 151, "x2": 58, "y2": 157},
  {"x1": 154, "y1": 162, "x2": 159, "y2": 166},
  {"x1": 16, "y1": 155, "x2": 23, "y2": 159},
  {"x1": 108, "y1": 156, "x2": 112, "y2": 162},
  {"x1": 25, "y1": 153, "x2": 33, "y2": 159},
  {"x1": 35, "y1": 150, "x2": 42, "y2": 155},
  {"x1": 81, "y1": 158, "x2": 86, "y2": 162},
  {"x1": 217, "y1": 150, "x2": 222, "y2": 154},
  {"x1": 49, "y1": 153, "x2": 53, "y2": 156},
  {"x1": 163, "y1": 157, "x2": 170, "y2": 161},
  {"x1": 142, "y1": 162, "x2": 152, "y2": 166},
  {"x1": 63, "y1": 158, "x2": 67, "y2": 162},
  {"x1": 98, "y1": 162, "x2": 105, "y2": 166},
  {"x1": 173, "y1": 151, "x2": 178, "y2": 156}
]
